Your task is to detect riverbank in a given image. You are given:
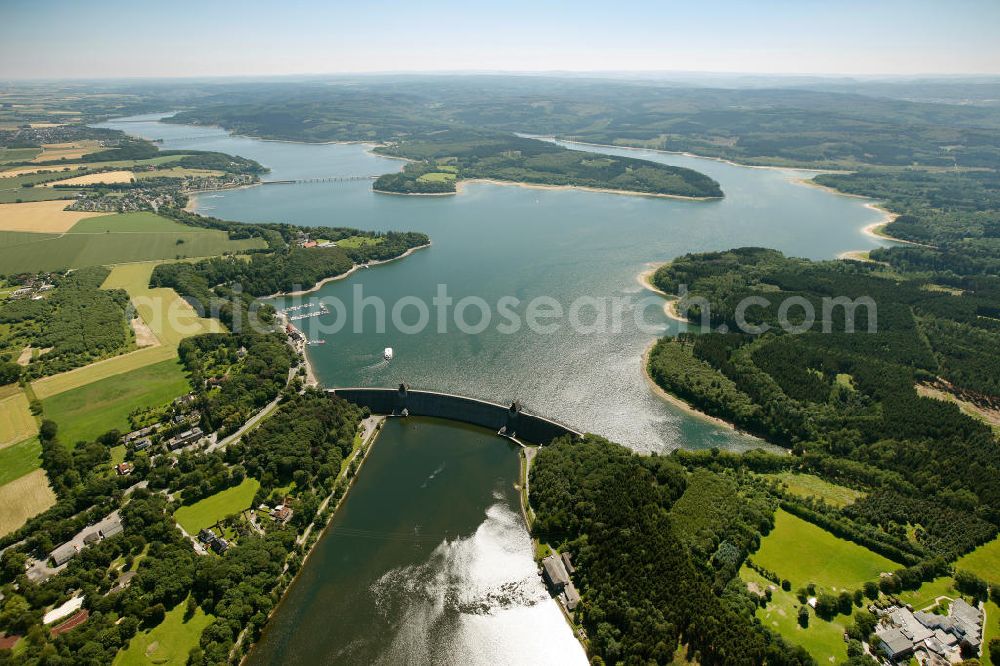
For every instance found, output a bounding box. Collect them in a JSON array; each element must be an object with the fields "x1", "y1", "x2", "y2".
[
  {"x1": 240, "y1": 414, "x2": 386, "y2": 664},
  {"x1": 266, "y1": 242, "x2": 432, "y2": 298},
  {"x1": 641, "y1": 340, "x2": 739, "y2": 433},
  {"x1": 636, "y1": 264, "x2": 687, "y2": 323},
  {"x1": 458, "y1": 177, "x2": 722, "y2": 201}
]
